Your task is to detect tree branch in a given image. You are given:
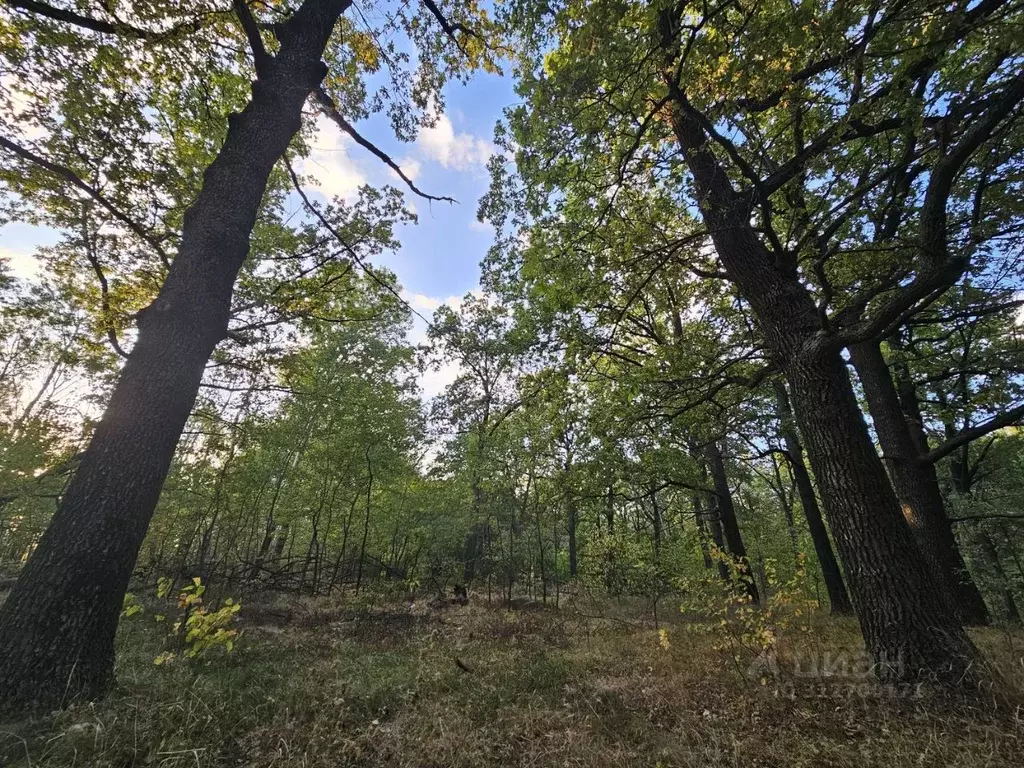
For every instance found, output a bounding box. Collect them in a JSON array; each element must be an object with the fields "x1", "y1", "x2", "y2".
[
  {"x1": 421, "y1": 0, "x2": 479, "y2": 56},
  {"x1": 283, "y1": 157, "x2": 434, "y2": 328},
  {"x1": 232, "y1": 0, "x2": 271, "y2": 77},
  {"x1": 79, "y1": 207, "x2": 129, "y2": 358},
  {"x1": 0, "y1": 135, "x2": 171, "y2": 268},
  {"x1": 312, "y1": 88, "x2": 456, "y2": 204},
  {"x1": 922, "y1": 403, "x2": 1024, "y2": 465},
  {"x1": 3, "y1": 0, "x2": 206, "y2": 41}
]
